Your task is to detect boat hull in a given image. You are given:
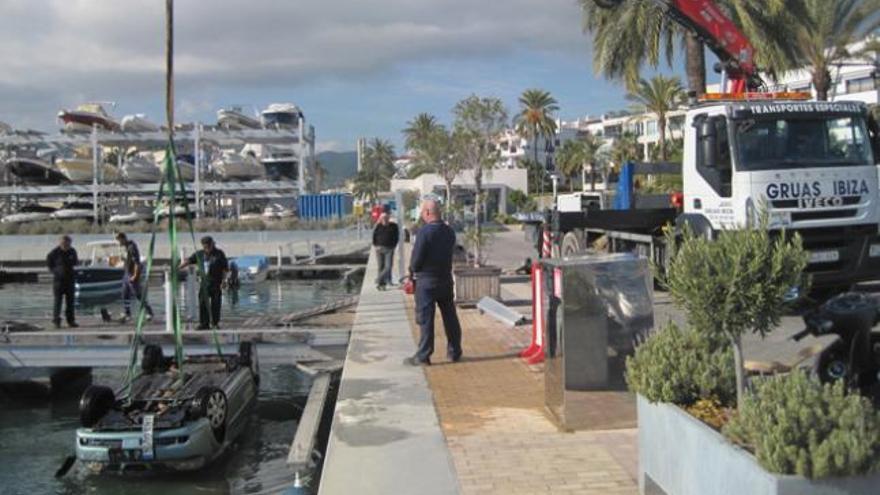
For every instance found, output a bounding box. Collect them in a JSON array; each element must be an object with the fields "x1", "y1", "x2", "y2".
[
  {"x1": 74, "y1": 267, "x2": 125, "y2": 298},
  {"x1": 6, "y1": 158, "x2": 69, "y2": 185},
  {"x1": 57, "y1": 159, "x2": 118, "y2": 183}
]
